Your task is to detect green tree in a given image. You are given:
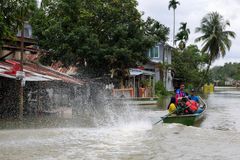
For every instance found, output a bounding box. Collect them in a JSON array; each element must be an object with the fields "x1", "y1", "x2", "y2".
[
  {"x1": 31, "y1": 0, "x2": 169, "y2": 78},
  {"x1": 168, "y1": 0, "x2": 180, "y2": 46},
  {"x1": 0, "y1": 0, "x2": 19, "y2": 52},
  {"x1": 210, "y1": 63, "x2": 240, "y2": 83},
  {"x1": 172, "y1": 45, "x2": 207, "y2": 88},
  {"x1": 15, "y1": 0, "x2": 37, "y2": 66},
  {"x1": 0, "y1": 0, "x2": 37, "y2": 53},
  {"x1": 144, "y1": 17, "x2": 169, "y2": 43},
  {"x1": 195, "y1": 12, "x2": 236, "y2": 89},
  {"x1": 175, "y1": 22, "x2": 190, "y2": 50}
]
